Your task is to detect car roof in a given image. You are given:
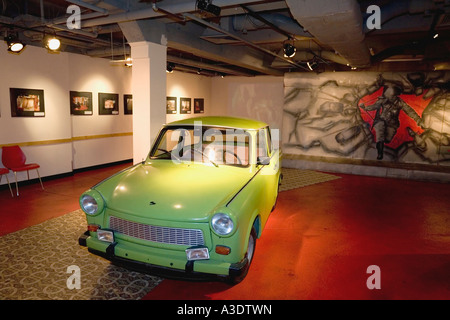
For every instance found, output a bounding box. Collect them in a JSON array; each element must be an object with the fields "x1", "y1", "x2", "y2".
[{"x1": 165, "y1": 116, "x2": 268, "y2": 130}]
